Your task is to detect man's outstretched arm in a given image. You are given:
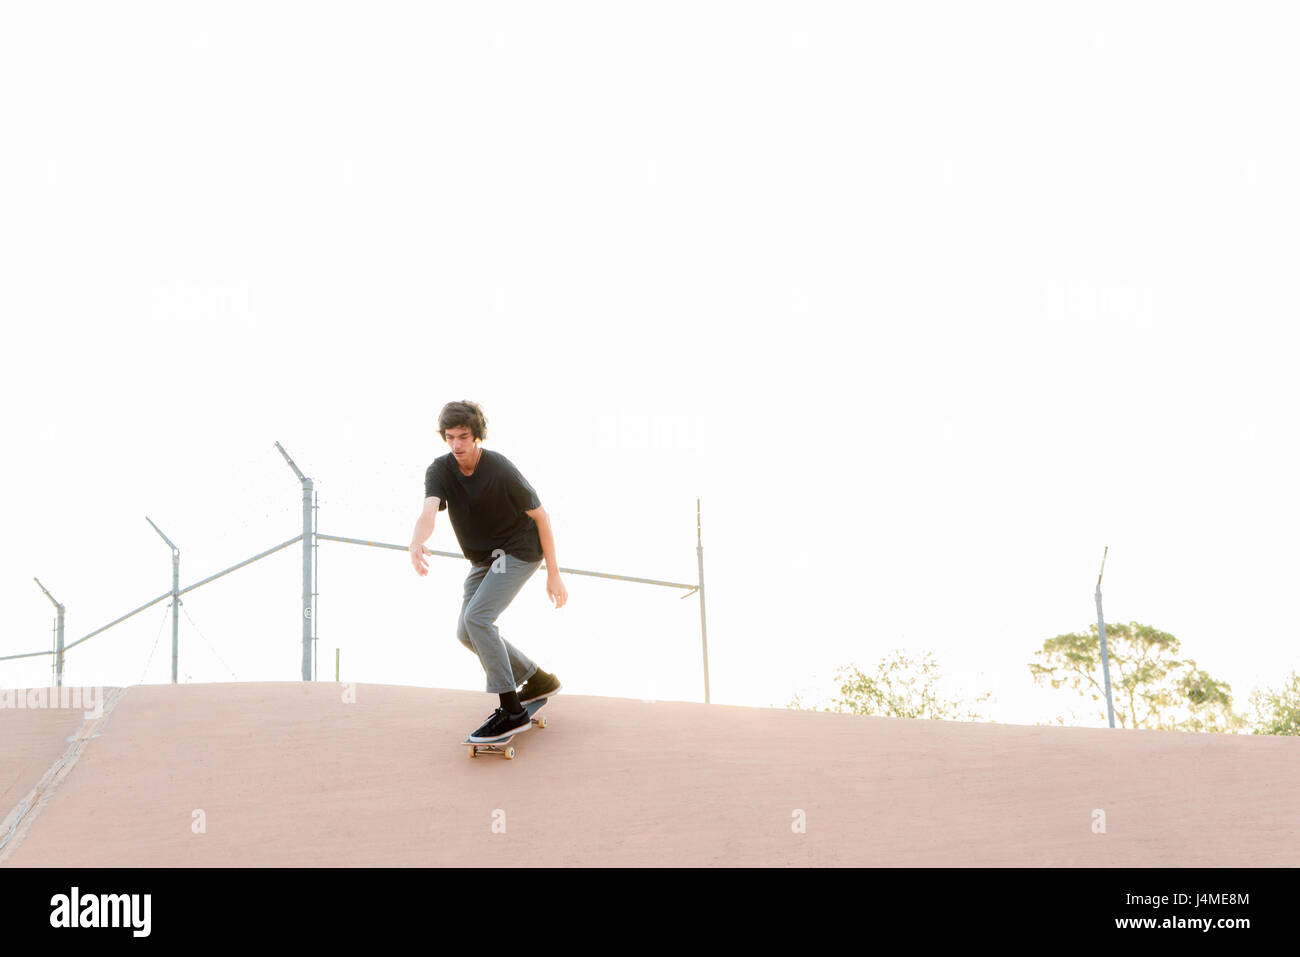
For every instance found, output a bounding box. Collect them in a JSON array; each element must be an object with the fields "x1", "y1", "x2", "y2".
[
  {"x1": 409, "y1": 496, "x2": 439, "y2": 576},
  {"x1": 525, "y1": 506, "x2": 567, "y2": 609}
]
